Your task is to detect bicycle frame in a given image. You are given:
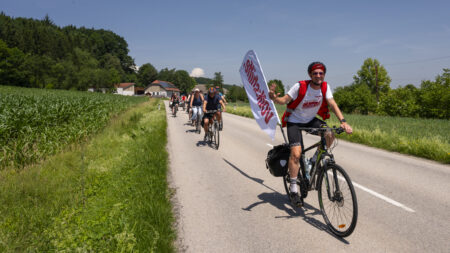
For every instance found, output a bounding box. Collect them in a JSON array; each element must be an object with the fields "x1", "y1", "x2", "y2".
[{"x1": 298, "y1": 128, "x2": 338, "y2": 193}]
